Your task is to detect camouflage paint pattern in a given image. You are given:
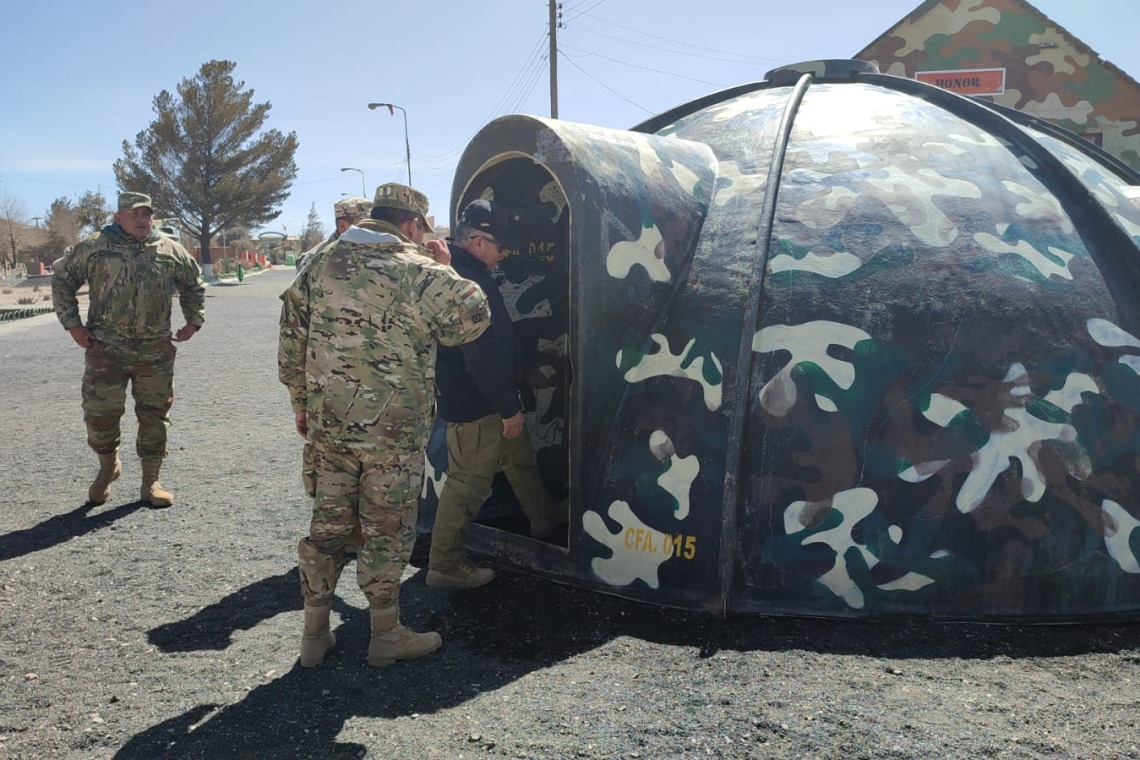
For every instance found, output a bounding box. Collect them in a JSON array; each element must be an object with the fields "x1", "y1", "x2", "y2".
[
  {"x1": 856, "y1": 0, "x2": 1140, "y2": 172},
  {"x1": 434, "y1": 56, "x2": 1140, "y2": 619}
]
